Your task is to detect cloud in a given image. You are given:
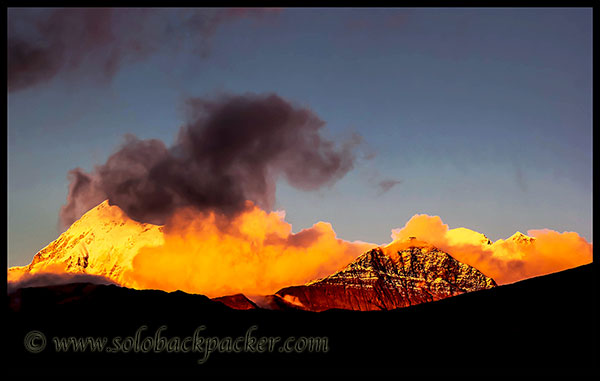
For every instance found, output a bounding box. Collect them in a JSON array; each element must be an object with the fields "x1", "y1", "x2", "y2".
[
  {"x1": 123, "y1": 203, "x2": 375, "y2": 297},
  {"x1": 7, "y1": 271, "x2": 116, "y2": 294},
  {"x1": 377, "y1": 179, "x2": 403, "y2": 195},
  {"x1": 390, "y1": 214, "x2": 592, "y2": 284},
  {"x1": 60, "y1": 93, "x2": 362, "y2": 227},
  {"x1": 10, "y1": 207, "x2": 591, "y2": 297},
  {"x1": 7, "y1": 8, "x2": 278, "y2": 92}
]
